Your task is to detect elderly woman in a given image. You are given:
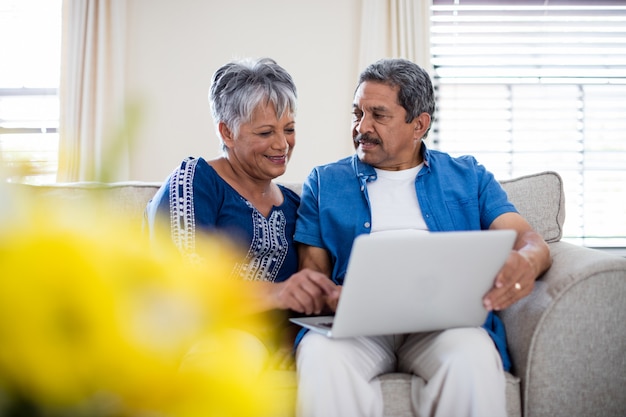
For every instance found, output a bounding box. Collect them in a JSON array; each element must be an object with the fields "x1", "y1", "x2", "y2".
[{"x1": 145, "y1": 58, "x2": 338, "y2": 370}]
